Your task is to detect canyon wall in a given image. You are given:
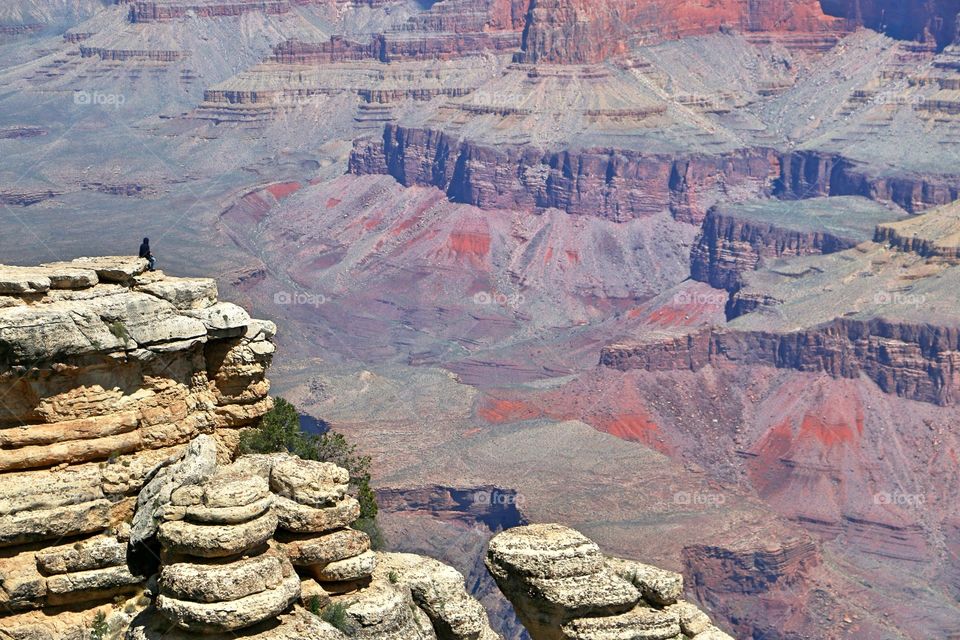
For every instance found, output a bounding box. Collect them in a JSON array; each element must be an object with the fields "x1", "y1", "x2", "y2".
[
  {"x1": 350, "y1": 127, "x2": 960, "y2": 222},
  {"x1": 349, "y1": 125, "x2": 782, "y2": 223},
  {"x1": 820, "y1": 0, "x2": 960, "y2": 49},
  {"x1": 601, "y1": 318, "x2": 960, "y2": 405}
]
